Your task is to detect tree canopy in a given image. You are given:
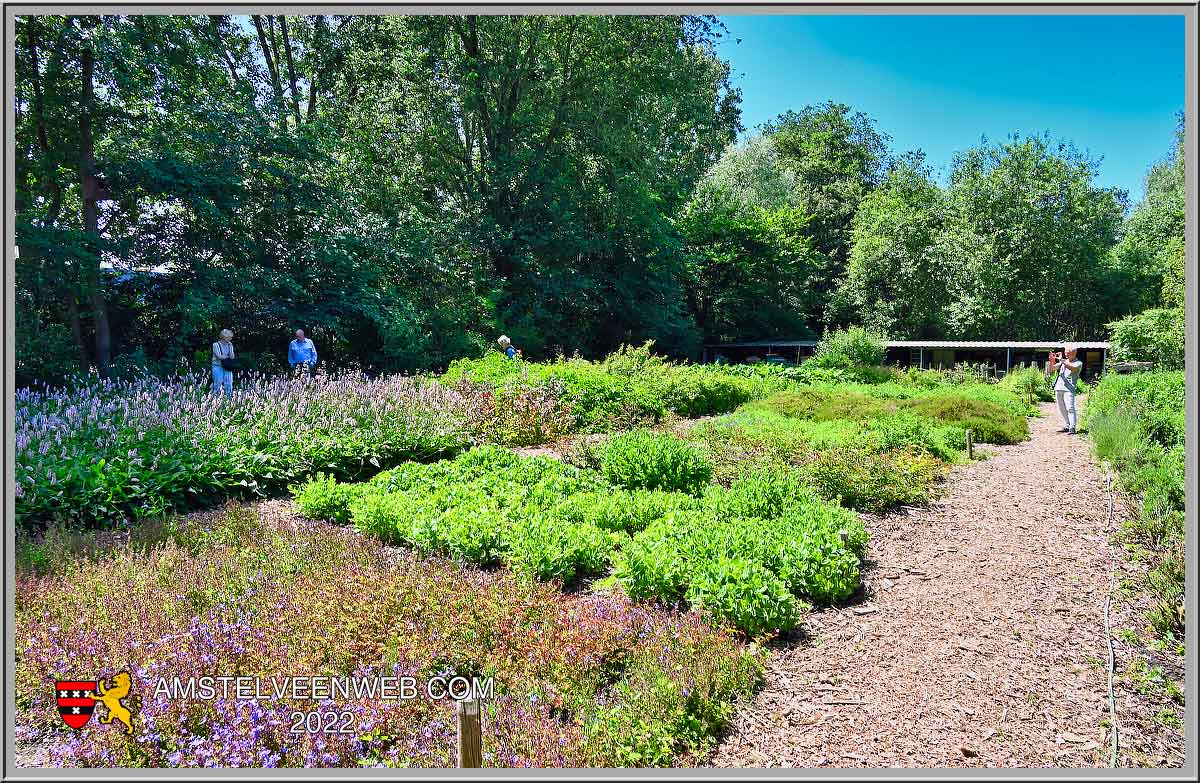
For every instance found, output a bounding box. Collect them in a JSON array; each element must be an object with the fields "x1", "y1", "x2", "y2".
[{"x1": 13, "y1": 14, "x2": 1179, "y2": 387}]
